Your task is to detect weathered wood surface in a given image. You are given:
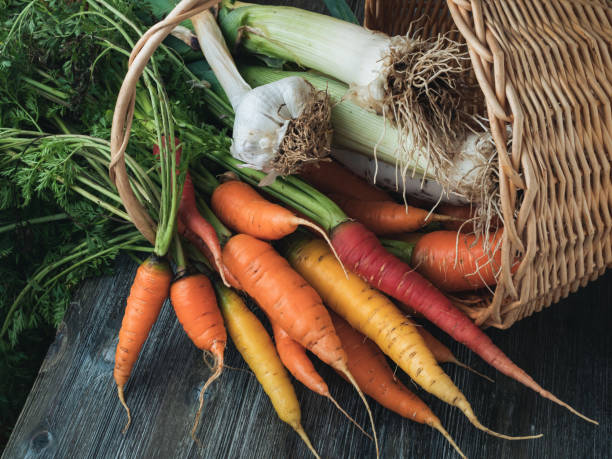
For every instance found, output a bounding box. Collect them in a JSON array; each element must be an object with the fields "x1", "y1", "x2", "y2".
[
  {"x1": 3, "y1": 254, "x2": 611, "y2": 459},
  {"x1": 3, "y1": 0, "x2": 612, "y2": 456}
]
